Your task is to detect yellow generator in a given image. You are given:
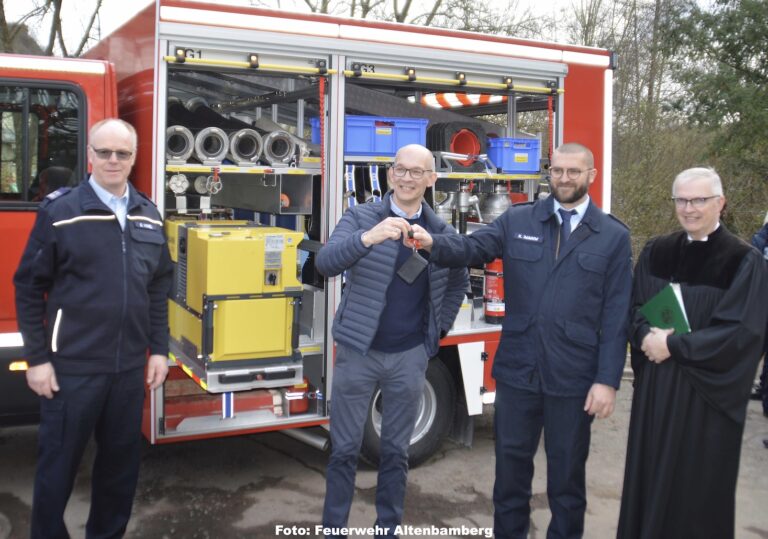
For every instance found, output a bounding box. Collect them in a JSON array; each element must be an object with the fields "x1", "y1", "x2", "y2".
[{"x1": 167, "y1": 220, "x2": 305, "y2": 392}]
